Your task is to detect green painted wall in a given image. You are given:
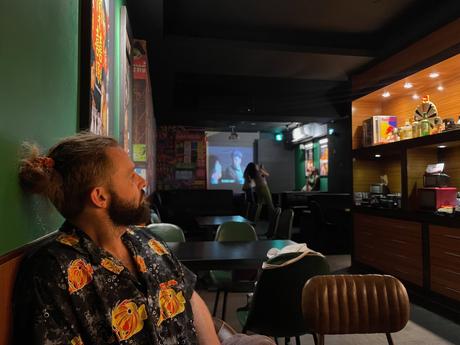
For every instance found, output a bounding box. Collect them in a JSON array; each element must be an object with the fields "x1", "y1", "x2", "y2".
[
  {"x1": 294, "y1": 146, "x2": 306, "y2": 190},
  {"x1": 0, "y1": 0, "x2": 80, "y2": 255},
  {"x1": 0, "y1": 0, "x2": 125, "y2": 255}
]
